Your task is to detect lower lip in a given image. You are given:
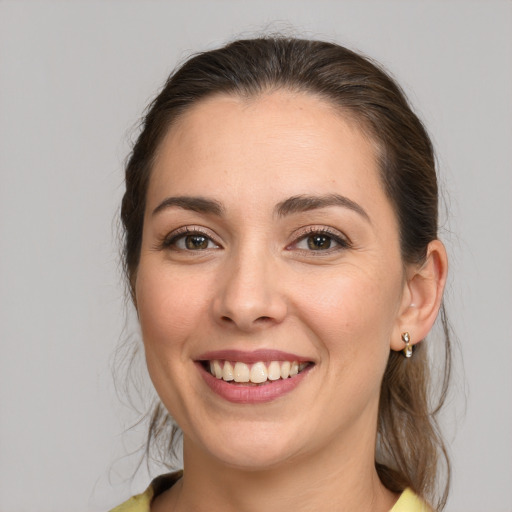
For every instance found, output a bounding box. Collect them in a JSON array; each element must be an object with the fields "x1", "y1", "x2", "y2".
[{"x1": 197, "y1": 362, "x2": 312, "y2": 404}]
